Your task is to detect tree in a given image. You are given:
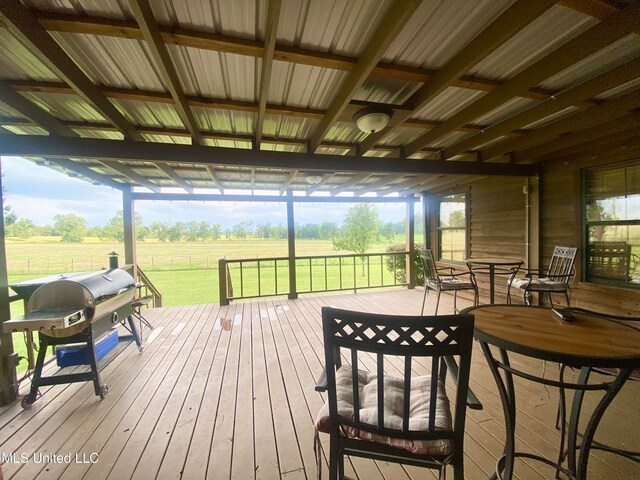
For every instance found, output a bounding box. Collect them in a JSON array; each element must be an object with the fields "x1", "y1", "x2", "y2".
[
  {"x1": 53, "y1": 213, "x2": 87, "y2": 242},
  {"x1": 150, "y1": 221, "x2": 171, "y2": 242},
  {"x1": 11, "y1": 218, "x2": 35, "y2": 239},
  {"x1": 333, "y1": 204, "x2": 380, "y2": 275},
  {"x1": 100, "y1": 210, "x2": 144, "y2": 241}
]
